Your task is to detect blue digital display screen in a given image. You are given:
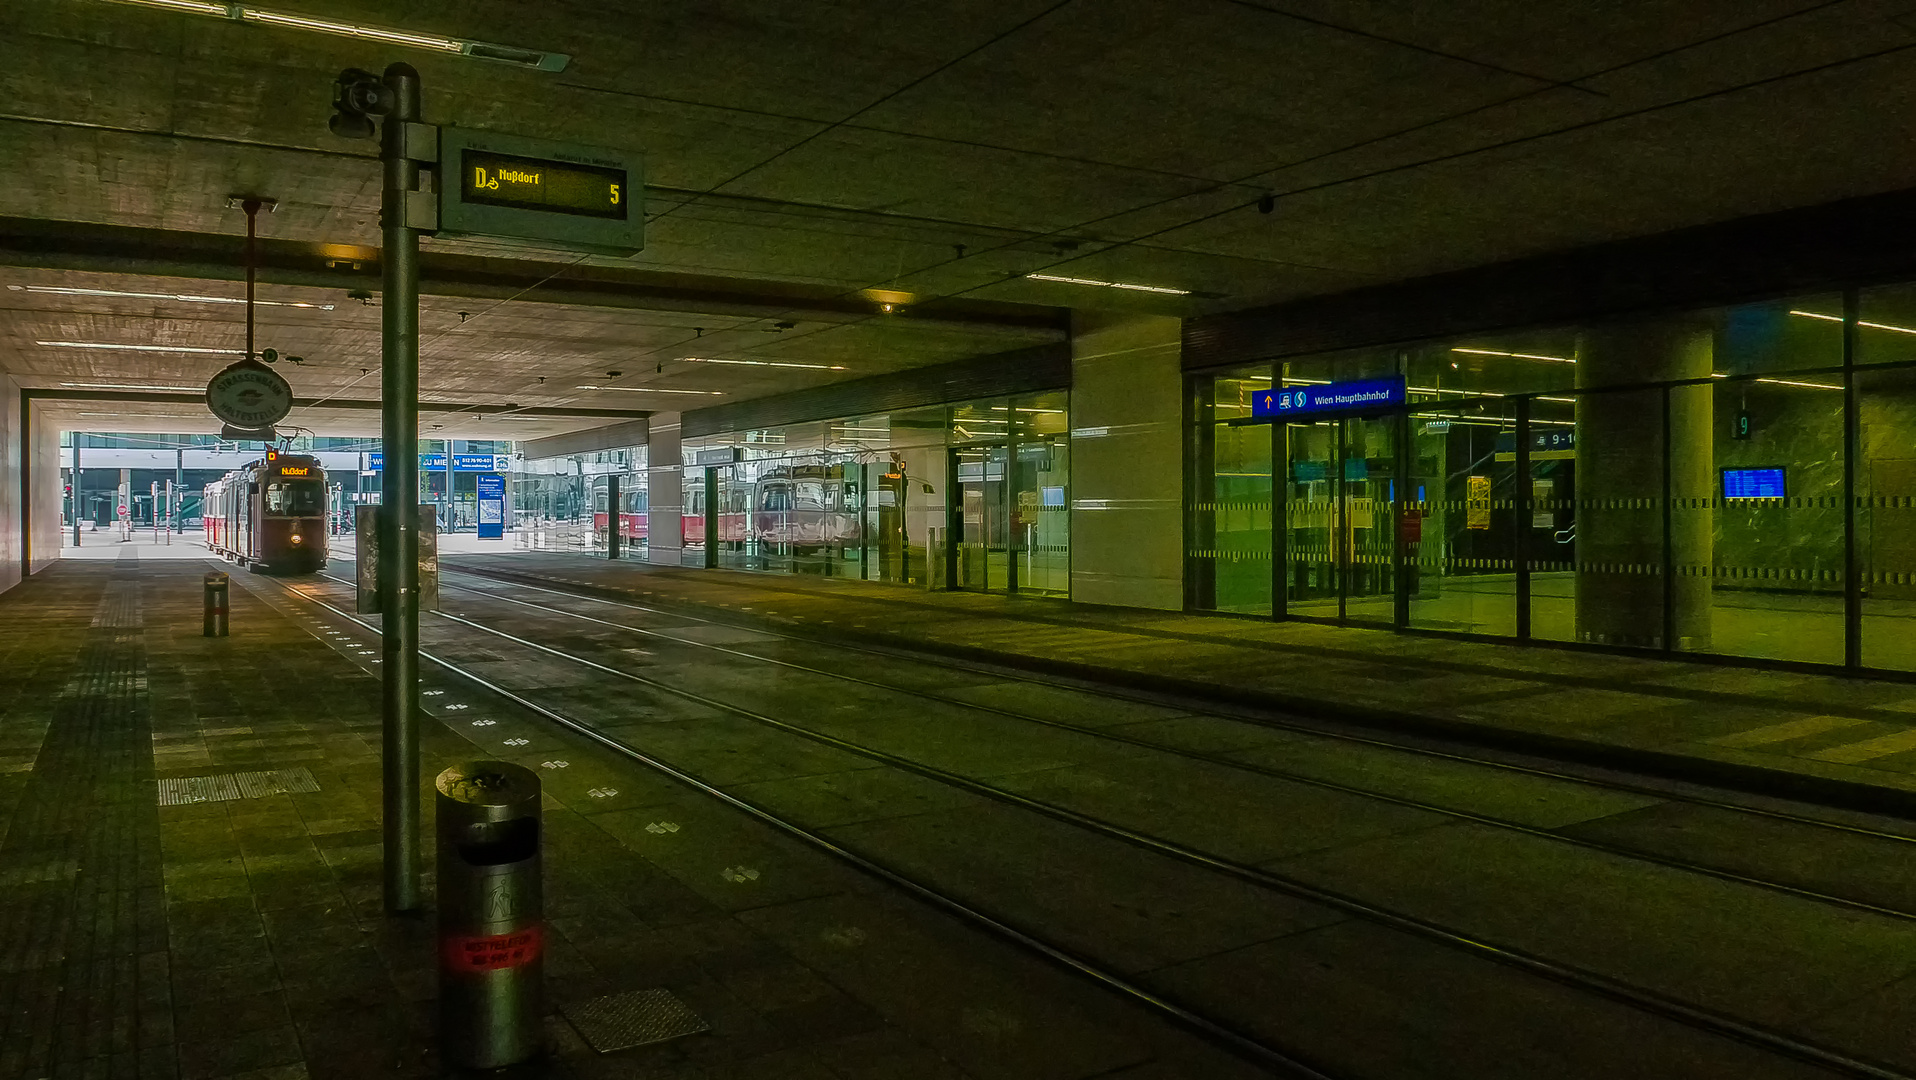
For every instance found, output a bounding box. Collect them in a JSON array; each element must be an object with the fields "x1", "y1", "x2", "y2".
[{"x1": 1722, "y1": 467, "x2": 1786, "y2": 499}]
